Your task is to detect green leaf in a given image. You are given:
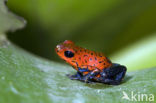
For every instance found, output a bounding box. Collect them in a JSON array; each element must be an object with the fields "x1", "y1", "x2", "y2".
[{"x1": 0, "y1": 42, "x2": 156, "y2": 103}]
